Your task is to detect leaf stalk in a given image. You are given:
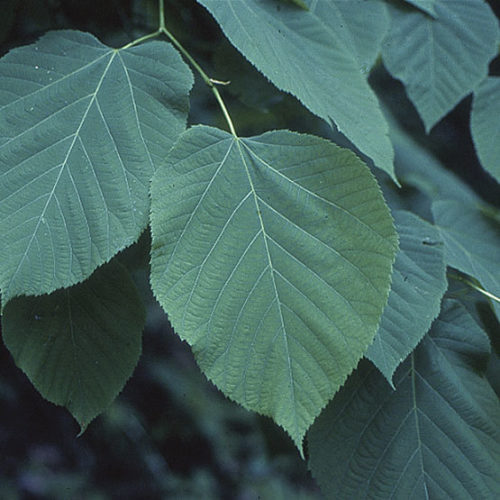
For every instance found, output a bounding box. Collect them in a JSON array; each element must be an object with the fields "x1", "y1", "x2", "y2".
[
  {"x1": 119, "y1": 30, "x2": 160, "y2": 50},
  {"x1": 159, "y1": 26, "x2": 237, "y2": 137},
  {"x1": 448, "y1": 271, "x2": 500, "y2": 304}
]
